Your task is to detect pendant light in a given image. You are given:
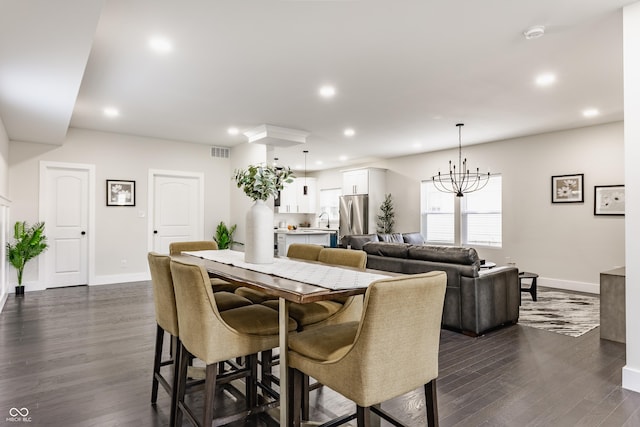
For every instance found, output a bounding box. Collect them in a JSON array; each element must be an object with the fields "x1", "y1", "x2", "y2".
[
  {"x1": 303, "y1": 150, "x2": 308, "y2": 195},
  {"x1": 431, "y1": 123, "x2": 490, "y2": 197}
]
